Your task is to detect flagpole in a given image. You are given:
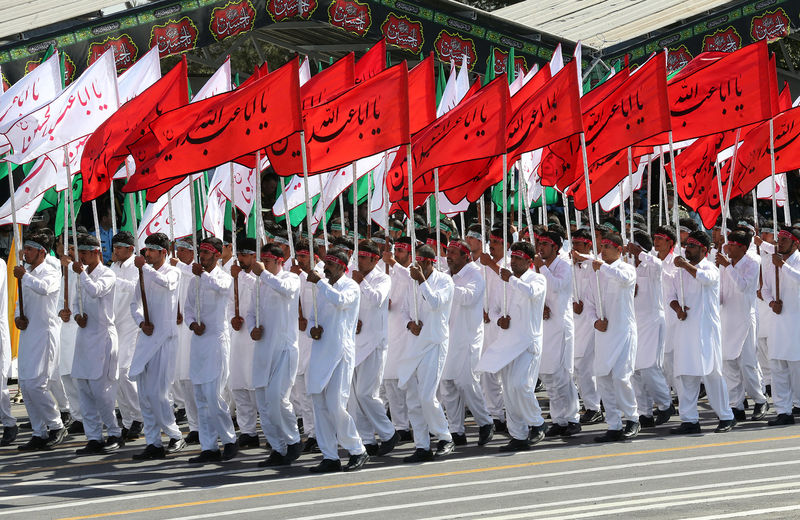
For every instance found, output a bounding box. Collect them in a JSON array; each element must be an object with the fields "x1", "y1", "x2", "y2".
[
  {"x1": 434, "y1": 167, "x2": 441, "y2": 271},
  {"x1": 62, "y1": 188, "x2": 69, "y2": 314},
  {"x1": 254, "y1": 152, "x2": 263, "y2": 329},
  {"x1": 123, "y1": 161, "x2": 139, "y2": 250},
  {"x1": 479, "y1": 193, "x2": 488, "y2": 314},
  {"x1": 752, "y1": 191, "x2": 759, "y2": 231},
  {"x1": 109, "y1": 180, "x2": 117, "y2": 236},
  {"x1": 646, "y1": 156, "x2": 652, "y2": 236},
  {"x1": 5, "y1": 161, "x2": 23, "y2": 317},
  {"x1": 579, "y1": 133, "x2": 604, "y2": 320},
  {"x1": 383, "y1": 152, "x2": 390, "y2": 234},
  {"x1": 352, "y1": 162, "x2": 358, "y2": 257},
  {"x1": 501, "y1": 153, "x2": 508, "y2": 317},
  {"x1": 189, "y1": 178, "x2": 200, "y2": 322},
  {"x1": 279, "y1": 177, "x2": 295, "y2": 258},
  {"x1": 406, "y1": 144, "x2": 419, "y2": 322},
  {"x1": 91, "y1": 201, "x2": 102, "y2": 243},
  {"x1": 667, "y1": 131, "x2": 685, "y2": 308},
  {"x1": 722, "y1": 128, "x2": 742, "y2": 237},
  {"x1": 769, "y1": 119, "x2": 780, "y2": 303},
  {"x1": 516, "y1": 161, "x2": 522, "y2": 234},
  {"x1": 659, "y1": 150, "x2": 668, "y2": 226},
  {"x1": 300, "y1": 131, "x2": 318, "y2": 326},
  {"x1": 166, "y1": 191, "x2": 175, "y2": 249},
  {"x1": 524, "y1": 176, "x2": 534, "y2": 240},
  {"x1": 628, "y1": 150, "x2": 635, "y2": 250},
  {"x1": 366, "y1": 169, "x2": 372, "y2": 239},
  {"x1": 228, "y1": 162, "x2": 241, "y2": 323},
  {"x1": 198, "y1": 174, "x2": 208, "y2": 239},
  {"x1": 622, "y1": 147, "x2": 632, "y2": 257},
  {"x1": 542, "y1": 187, "x2": 549, "y2": 227},
  {"x1": 317, "y1": 173, "x2": 328, "y2": 248},
  {"x1": 64, "y1": 145, "x2": 83, "y2": 317},
  {"x1": 338, "y1": 193, "x2": 346, "y2": 236},
  {"x1": 562, "y1": 189, "x2": 577, "y2": 301}
]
